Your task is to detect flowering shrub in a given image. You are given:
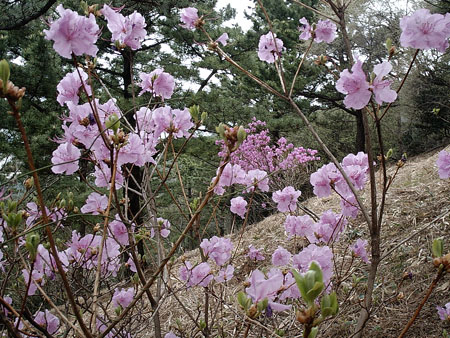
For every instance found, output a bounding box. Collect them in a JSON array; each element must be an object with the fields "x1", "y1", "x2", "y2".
[{"x1": 0, "y1": 2, "x2": 449, "y2": 338}]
